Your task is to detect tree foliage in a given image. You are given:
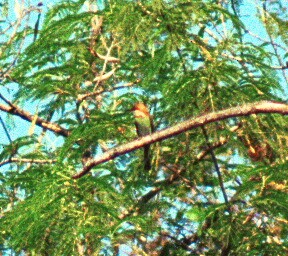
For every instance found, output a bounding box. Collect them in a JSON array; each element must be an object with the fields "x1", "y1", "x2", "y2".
[{"x1": 0, "y1": 0, "x2": 287, "y2": 255}]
